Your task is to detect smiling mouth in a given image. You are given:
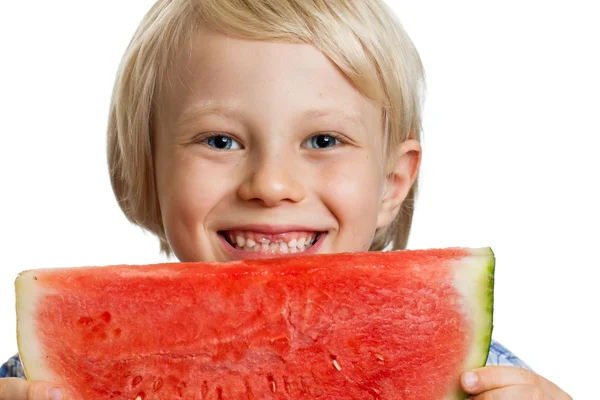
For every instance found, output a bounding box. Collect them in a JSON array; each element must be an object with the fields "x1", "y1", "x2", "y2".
[{"x1": 218, "y1": 230, "x2": 322, "y2": 255}]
